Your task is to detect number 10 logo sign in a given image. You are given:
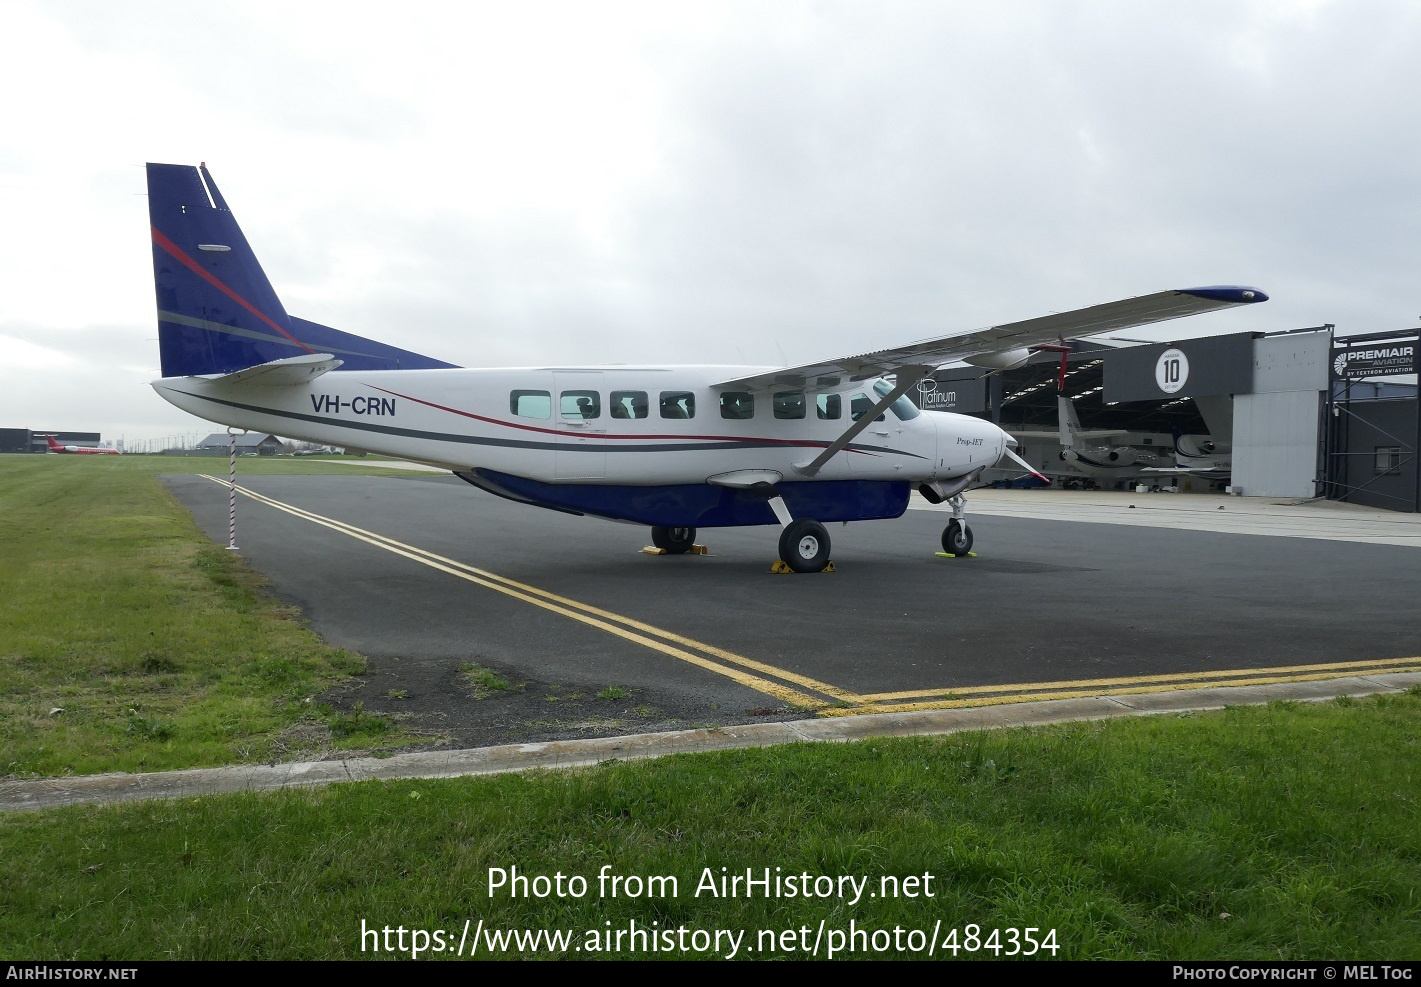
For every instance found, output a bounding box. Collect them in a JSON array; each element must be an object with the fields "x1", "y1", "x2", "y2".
[{"x1": 1156, "y1": 348, "x2": 1190, "y2": 394}]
